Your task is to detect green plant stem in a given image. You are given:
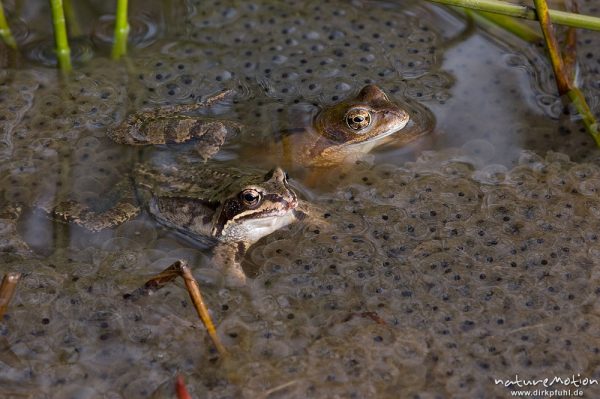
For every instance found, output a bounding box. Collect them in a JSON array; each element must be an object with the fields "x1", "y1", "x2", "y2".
[
  {"x1": 0, "y1": 1, "x2": 17, "y2": 48},
  {"x1": 50, "y1": 0, "x2": 72, "y2": 72},
  {"x1": 427, "y1": 0, "x2": 600, "y2": 31},
  {"x1": 568, "y1": 89, "x2": 600, "y2": 146},
  {"x1": 465, "y1": 9, "x2": 542, "y2": 42},
  {"x1": 111, "y1": 0, "x2": 129, "y2": 59},
  {"x1": 63, "y1": 0, "x2": 81, "y2": 37}
]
